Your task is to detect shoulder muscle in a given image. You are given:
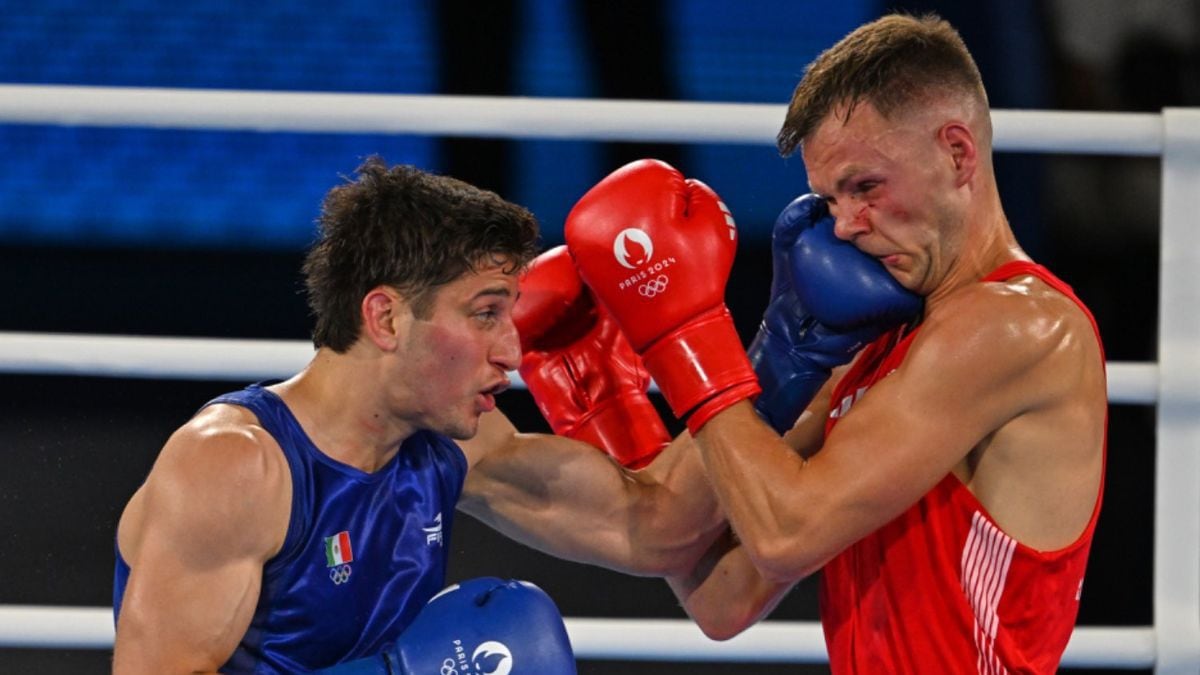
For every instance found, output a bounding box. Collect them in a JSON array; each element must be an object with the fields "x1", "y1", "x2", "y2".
[{"x1": 137, "y1": 404, "x2": 291, "y2": 565}]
